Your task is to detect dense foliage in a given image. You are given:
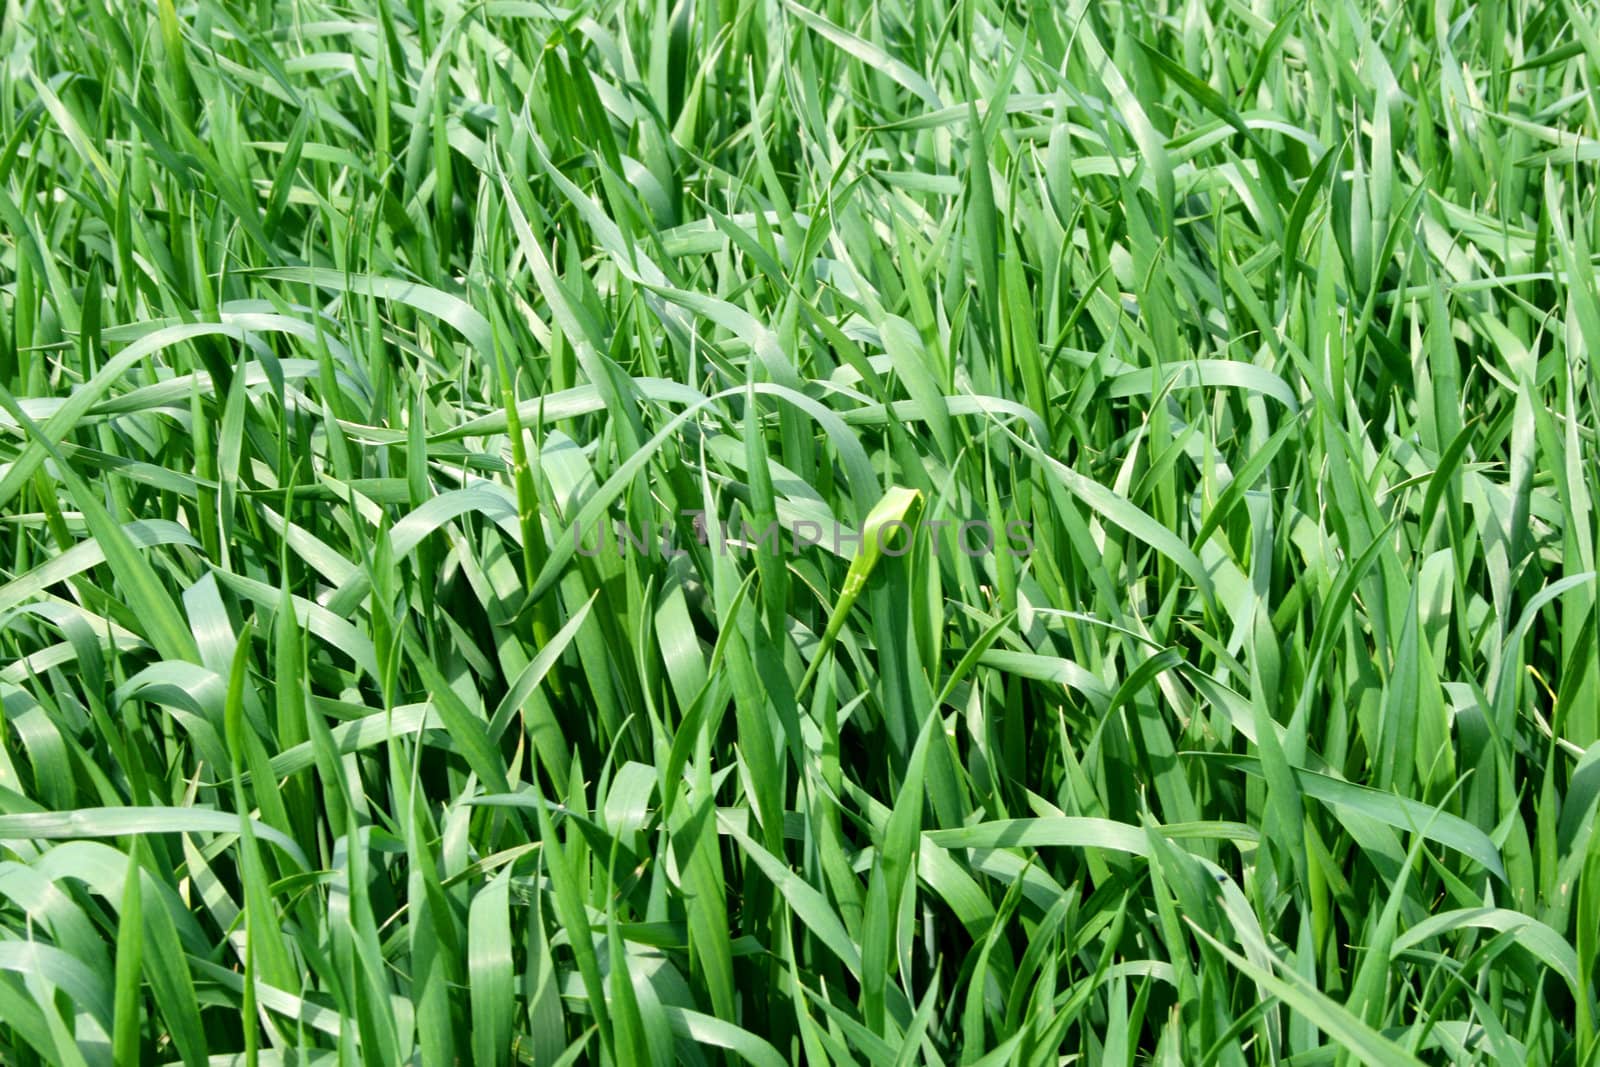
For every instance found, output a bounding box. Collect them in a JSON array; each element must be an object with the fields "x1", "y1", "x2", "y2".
[{"x1": 0, "y1": 0, "x2": 1597, "y2": 1063}]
